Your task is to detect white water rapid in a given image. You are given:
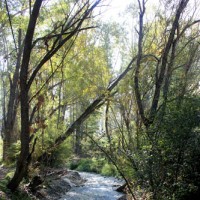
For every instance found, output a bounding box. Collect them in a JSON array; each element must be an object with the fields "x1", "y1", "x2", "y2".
[{"x1": 59, "y1": 172, "x2": 125, "y2": 200}]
